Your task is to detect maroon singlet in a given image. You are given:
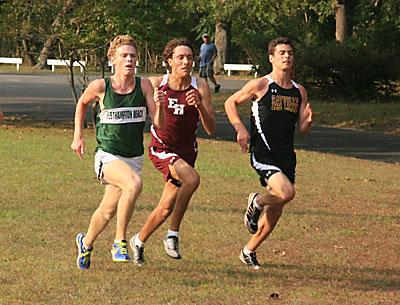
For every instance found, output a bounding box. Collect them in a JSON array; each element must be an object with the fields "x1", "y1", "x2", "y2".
[
  {"x1": 148, "y1": 74, "x2": 200, "y2": 181},
  {"x1": 149, "y1": 74, "x2": 200, "y2": 156}
]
